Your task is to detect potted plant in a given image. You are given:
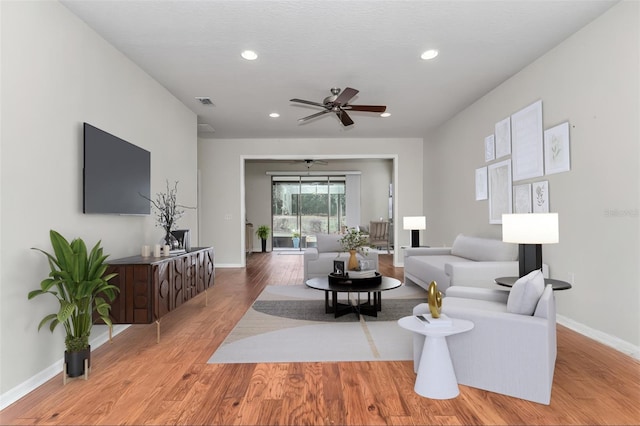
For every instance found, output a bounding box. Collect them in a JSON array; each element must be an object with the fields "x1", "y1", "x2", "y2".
[
  {"x1": 338, "y1": 227, "x2": 369, "y2": 270},
  {"x1": 292, "y1": 230, "x2": 301, "y2": 249},
  {"x1": 28, "y1": 230, "x2": 119, "y2": 379},
  {"x1": 256, "y1": 225, "x2": 270, "y2": 252}
]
